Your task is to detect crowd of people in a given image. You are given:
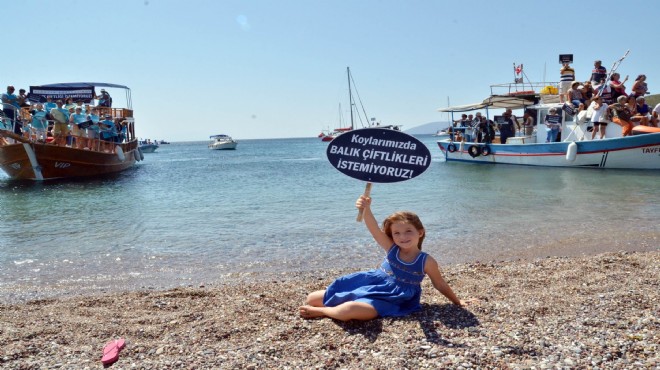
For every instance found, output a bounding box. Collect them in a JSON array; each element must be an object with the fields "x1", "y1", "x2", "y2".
[
  {"x1": 560, "y1": 60, "x2": 659, "y2": 137},
  {"x1": 0, "y1": 86, "x2": 128, "y2": 151}
]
